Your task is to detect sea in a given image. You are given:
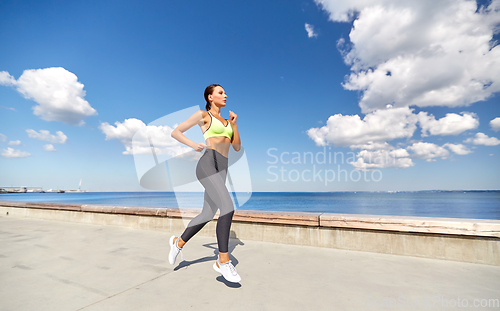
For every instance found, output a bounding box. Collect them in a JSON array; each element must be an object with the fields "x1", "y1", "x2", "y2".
[{"x1": 1, "y1": 191, "x2": 499, "y2": 220}]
